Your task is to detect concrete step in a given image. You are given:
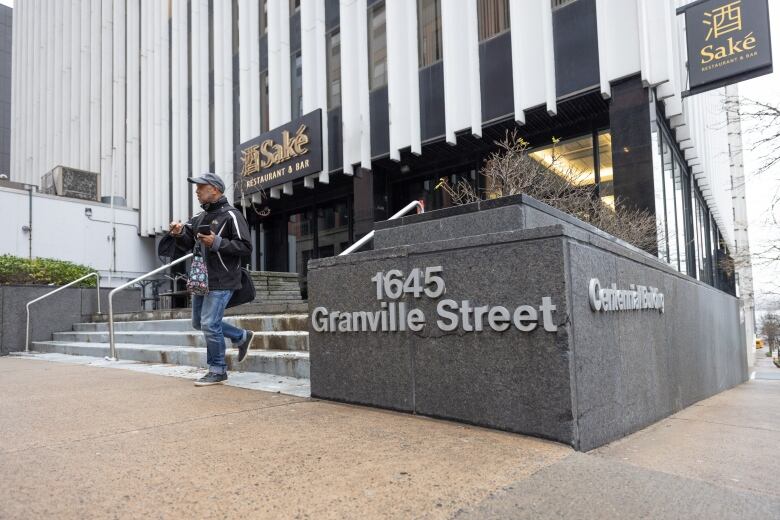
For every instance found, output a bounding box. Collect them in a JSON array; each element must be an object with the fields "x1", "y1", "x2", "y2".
[
  {"x1": 52, "y1": 330, "x2": 309, "y2": 351},
  {"x1": 73, "y1": 314, "x2": 309, "y2": 333},
  {"x1": 91, "y1": 301, "x2": 309, "y2": 323},
  {"x1": 31, "y1": 341, "x2": 310, "y2": 379}
]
